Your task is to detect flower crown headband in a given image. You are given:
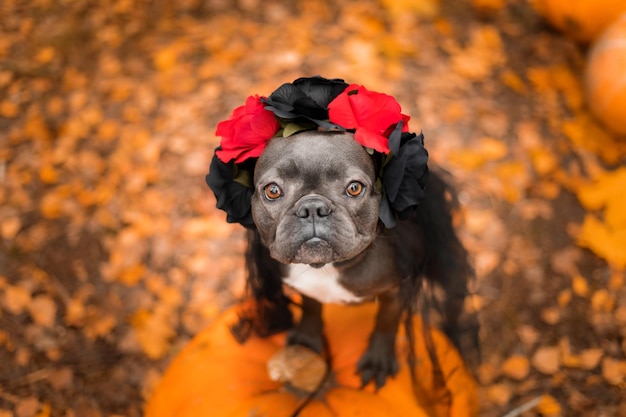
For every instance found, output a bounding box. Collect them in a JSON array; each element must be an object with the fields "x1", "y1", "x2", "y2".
[{"x1": 206, "y1": 76, "x2": 429, "y2": 229}]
